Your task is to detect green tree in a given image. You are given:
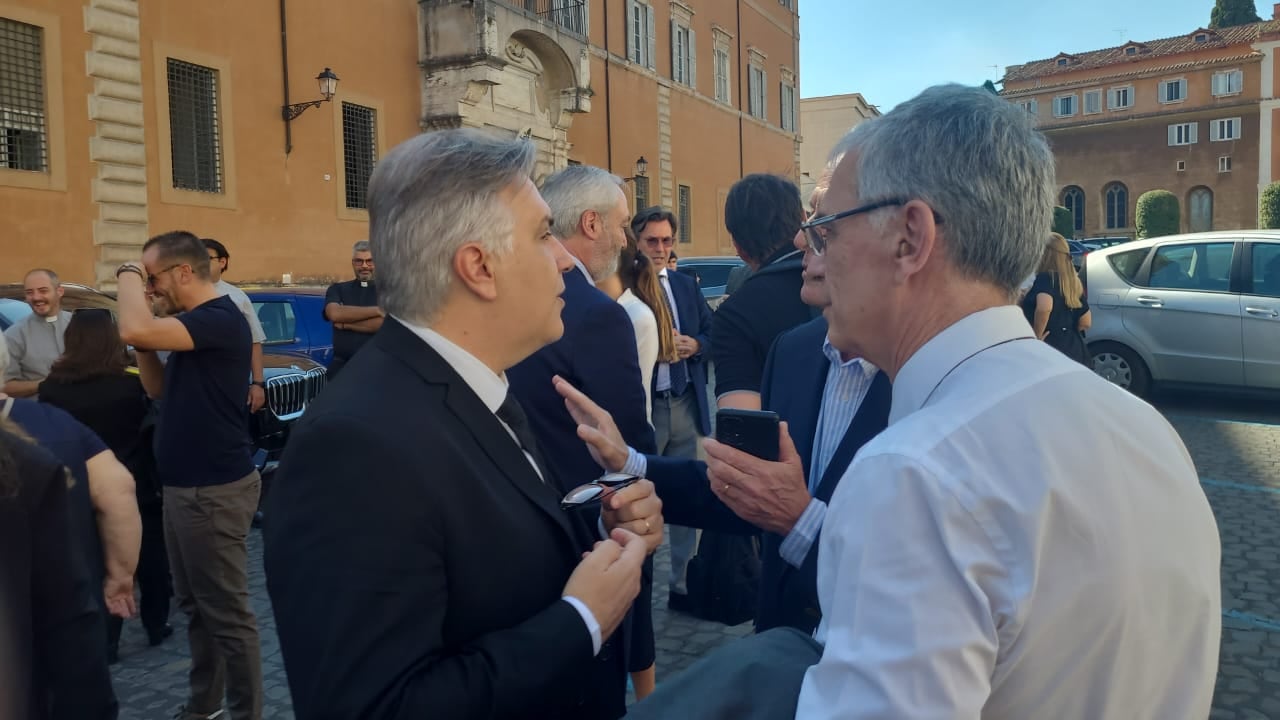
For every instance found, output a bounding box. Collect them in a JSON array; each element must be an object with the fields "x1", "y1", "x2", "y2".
[
  {"x1": 1210, "y1": 0, "x2": 1261, "y2": 28},
  {"x1": 1052, "y1": 206, "x2": 1075, "y2": 238},
  {"x1": 982, "y1": 79, "x2": 1000, "y2": 95},
  {"x1": 1260, "y1": 182, "x2": 1280, "y2": 228},
  {"x1": 1135, "y1": 190, "x2": 1180, "y2": 239}
]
